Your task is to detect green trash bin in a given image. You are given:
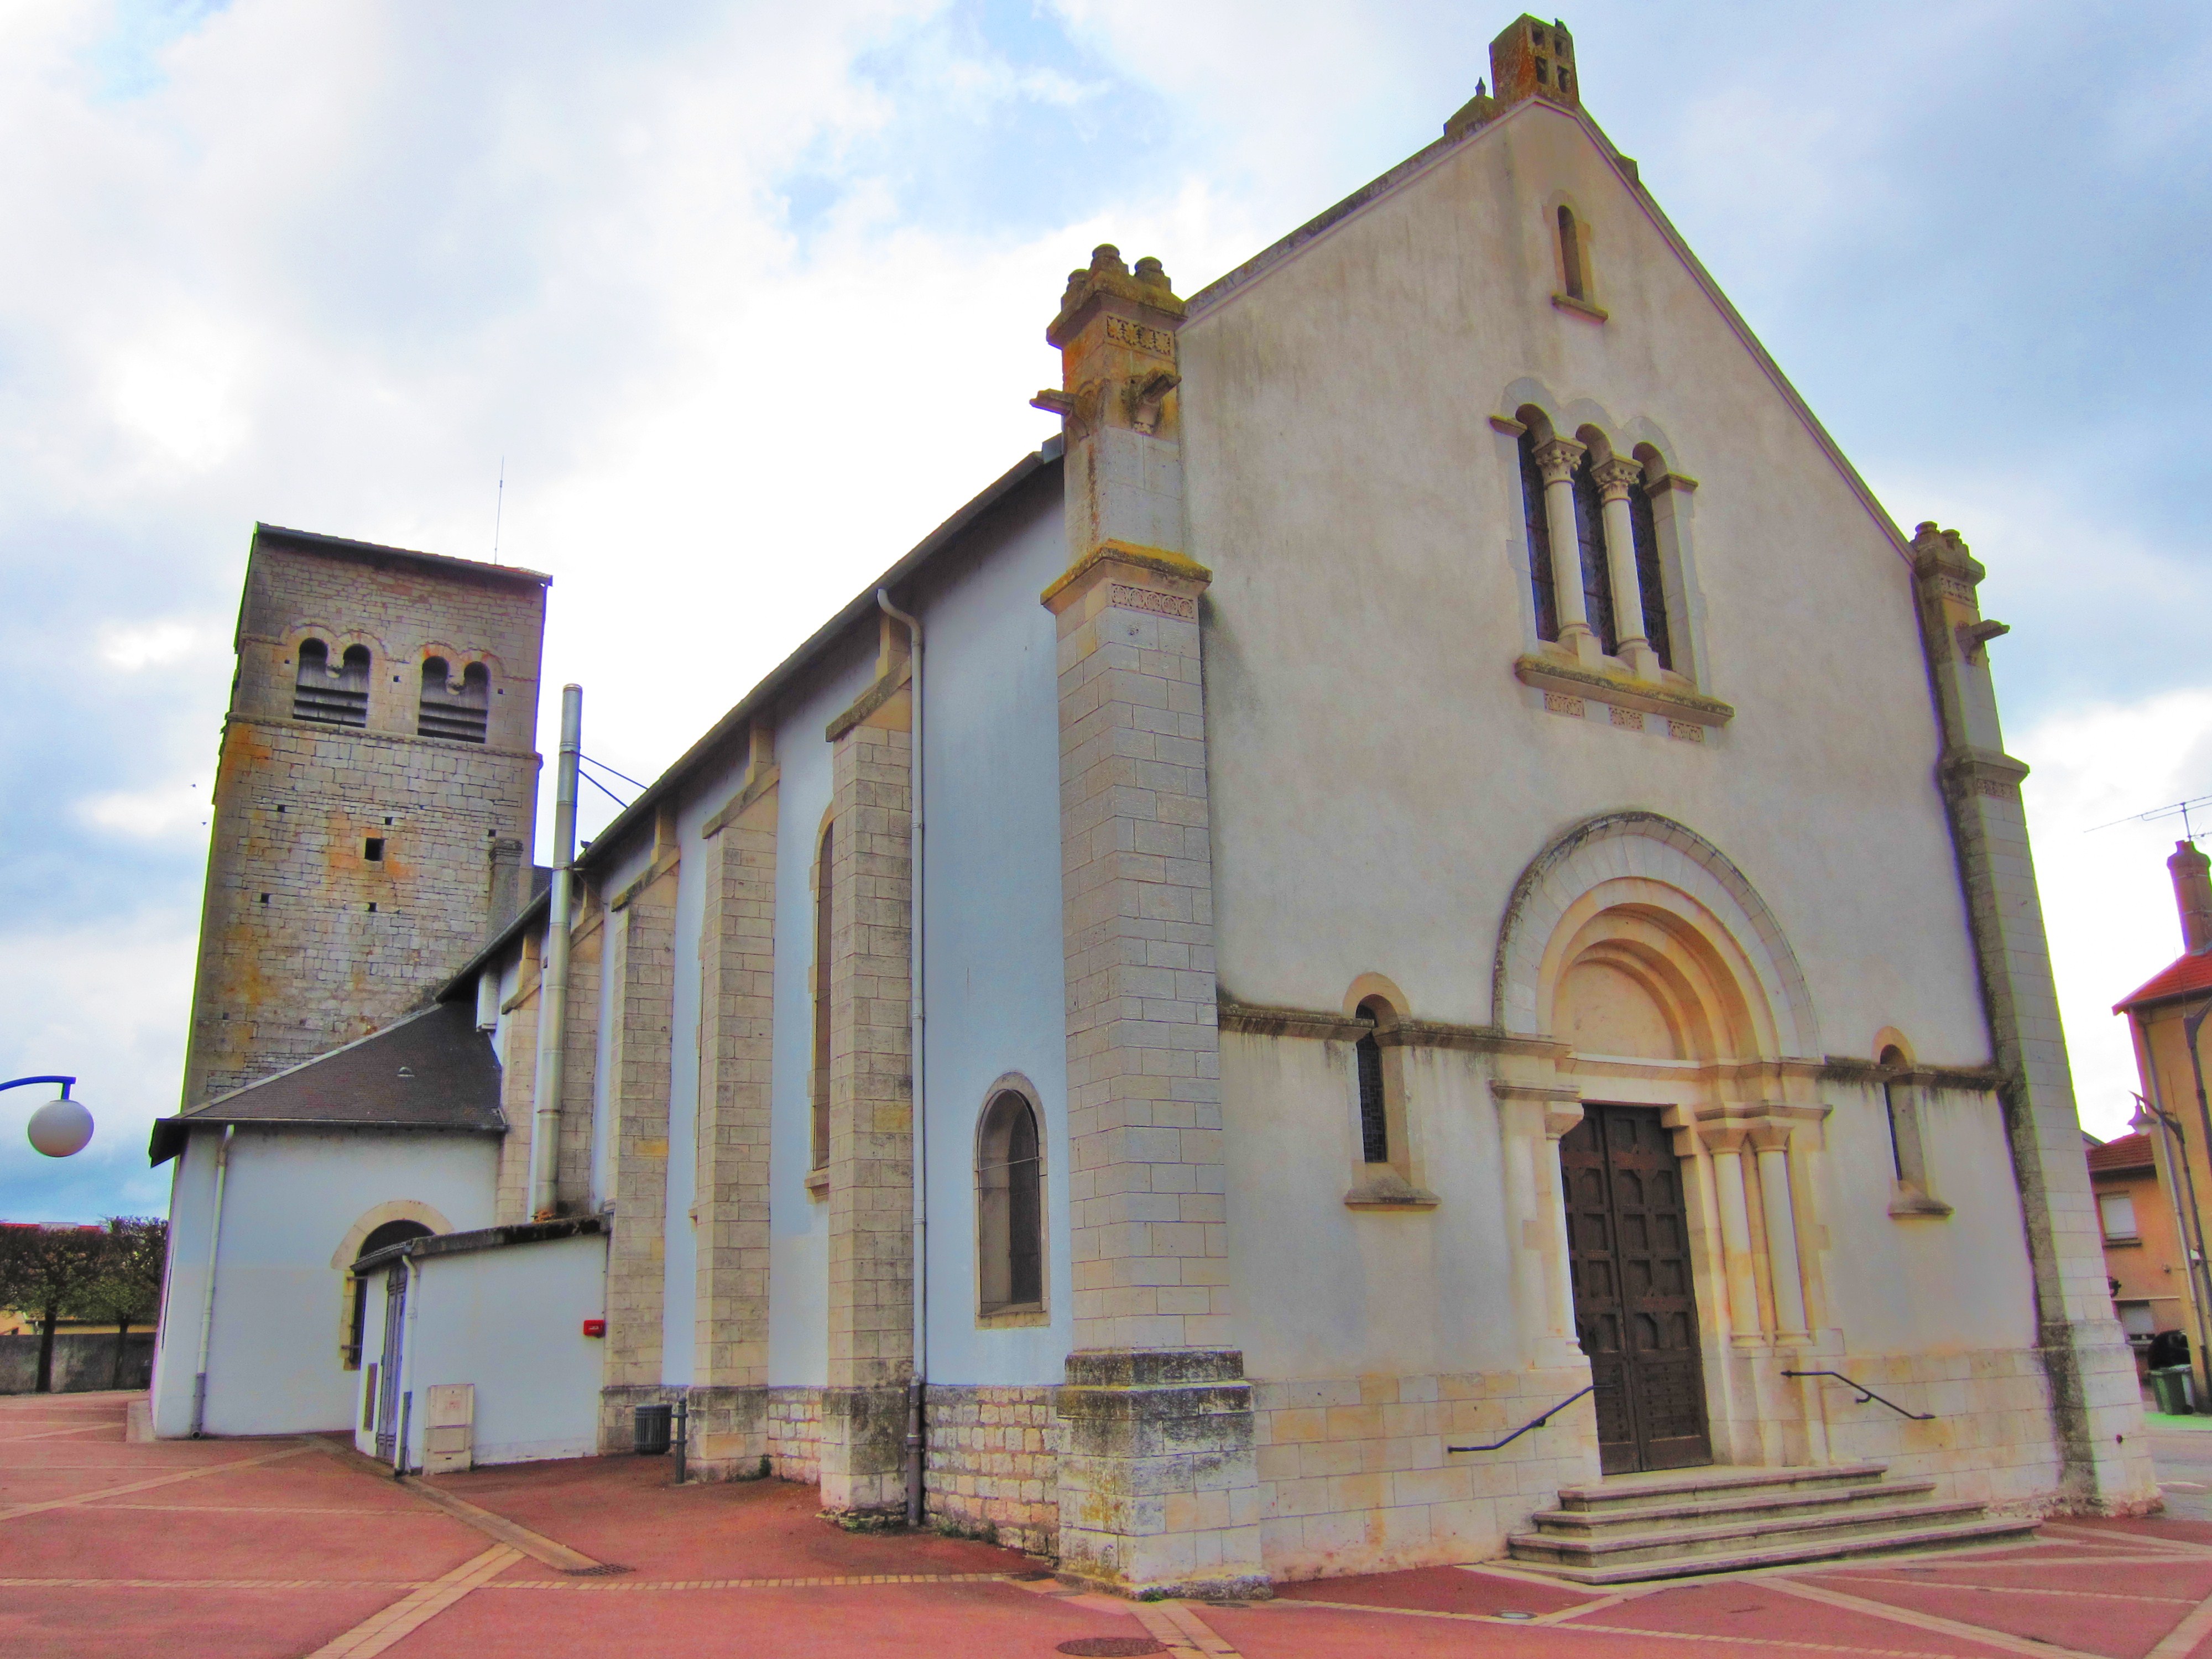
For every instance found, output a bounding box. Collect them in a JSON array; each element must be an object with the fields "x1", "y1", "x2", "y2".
[{"x1": 2152, "y1": 1366, "x2": 2194, "y2": 1416}]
